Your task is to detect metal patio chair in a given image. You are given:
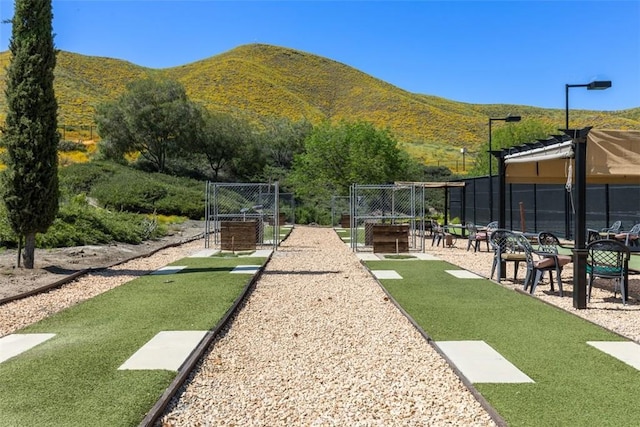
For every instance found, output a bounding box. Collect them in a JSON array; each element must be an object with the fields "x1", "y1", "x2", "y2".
[
  {"x1": 466, "y1": 222, "x2": 489, "y2": 252},
  {"x1": 600, "y1": 220, "x2": 622, "y2": 238},
  {"x1": 490, "y1": 229, "x2": 526, "y2": 283},
  {"x1": 525, "y1": 231, "x2": 573, "y2": 296},
  {"x1": 614, "y1": 223, "x2": 640, "y2": 247},
  {"x1": 586, "y1": 239, "x2": 631, "y2": 305}
]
